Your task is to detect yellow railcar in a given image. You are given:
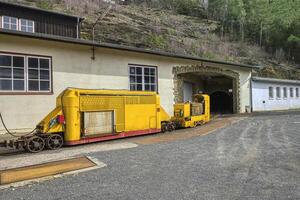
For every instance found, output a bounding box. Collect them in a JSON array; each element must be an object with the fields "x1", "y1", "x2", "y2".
[
  {"x1": 172, "y1": 94, "x2": 210, "y2": 128},
  {"x1": 0, "y1": 88, "x2": 210, "y2": 153}
]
